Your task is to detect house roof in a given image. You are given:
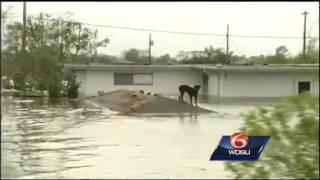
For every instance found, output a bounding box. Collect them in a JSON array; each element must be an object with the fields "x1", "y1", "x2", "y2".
[
  {"x1": 64, "y1": 64, "x2": 319, "y2": 73},
  {"x1": 194, "y1": 64, "x2": 319, "y2": 72},
  {"x1": 64, "y1": 64, "x2": 195, "y2": 71}
]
